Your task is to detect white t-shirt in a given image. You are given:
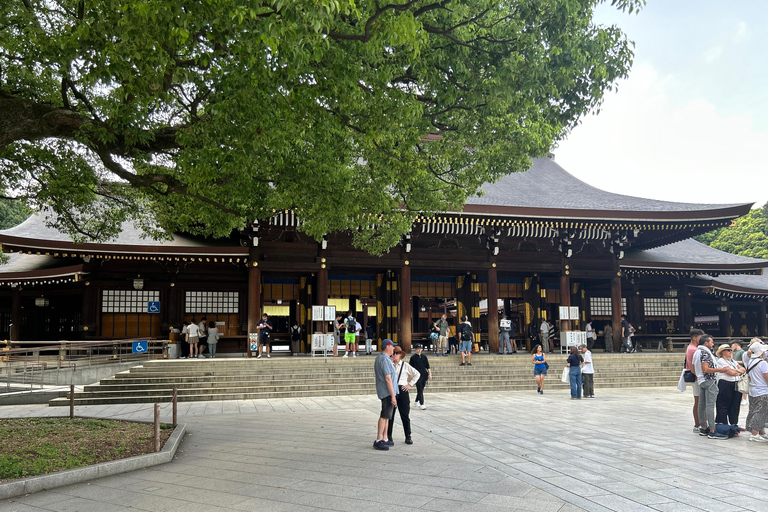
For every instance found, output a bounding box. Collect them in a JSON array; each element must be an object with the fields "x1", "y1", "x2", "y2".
[
  {"x1": 743, "y1": 354, "x2": 768, "y2": 397},
  {"x1": 207, "y1": 327, "x2": 219, "y2": 344},
  {"x1": 585, "y1": 323, "x2": 593, "y2": 339},
  {"x1": 716, "y1": 357, "x2": 740, "y2": 382},
  {"x1": 187, "y1": 323, "x2": 200, "y2": 338},
  {"x1": 355, "y1": 321, "x2": 362, "y2": 338},
  {"x1": 540, "y1": 321, "x2": 548, "y2": 336},
  {"x1": 582, "y1": 350, "x2": 594, "y2": 374}
]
